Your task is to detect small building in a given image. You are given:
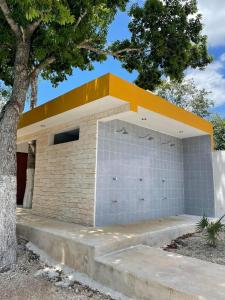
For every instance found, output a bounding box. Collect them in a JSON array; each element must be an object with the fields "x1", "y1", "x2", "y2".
[{"x1": 17, "y1": 73, "x2": 216, "y2": 227}]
